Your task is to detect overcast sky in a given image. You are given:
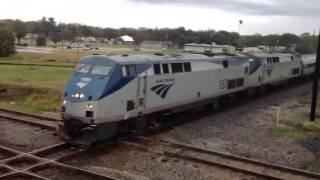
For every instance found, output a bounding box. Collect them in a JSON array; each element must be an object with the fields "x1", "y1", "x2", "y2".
[{"x1": 0, "y1": 0, "x2": 319, "y2": 35}]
